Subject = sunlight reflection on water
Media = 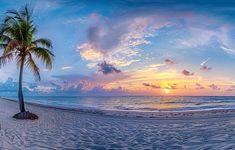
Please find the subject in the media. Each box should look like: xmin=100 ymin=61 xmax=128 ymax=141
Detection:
xmin=4 ymin=96 xmax=235 ymax=112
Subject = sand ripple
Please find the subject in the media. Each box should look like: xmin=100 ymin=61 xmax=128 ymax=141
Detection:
xmin=1 ymin=99 xmax=235 ymax=149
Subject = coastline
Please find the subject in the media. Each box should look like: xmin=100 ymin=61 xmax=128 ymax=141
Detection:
xmin=3 ymin=97 xmax=235 ymax=119
xmin=1 ymin=98 xmax=235 ymax=149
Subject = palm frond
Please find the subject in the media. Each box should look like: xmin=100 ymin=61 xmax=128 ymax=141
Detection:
xmin=0 ymin=43 xmax=7 ymax=49
xmin=33 ymin=38 xmax=52 ymax=49
xmin=0 ymin=34 xmax=12 ymax=42
xmin=5 ymin=39 xmax=19 ymax=54
xmin=5 ymin=9 xmax=25 ymax=25
xmin=20 ymin=4 xmax=33 ymax=21
xmin=0 ymin=52 xmax=13 ymax=67
xmin=30 ymin=47 xmax=54 ymax=70
xmin=25 ymin=53 xmax=40 ymax=80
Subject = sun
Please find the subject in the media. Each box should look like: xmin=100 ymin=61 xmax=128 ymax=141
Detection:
xmin=164 ymin=89 xmax=170 ymax=94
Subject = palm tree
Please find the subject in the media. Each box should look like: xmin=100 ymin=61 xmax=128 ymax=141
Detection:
xmin=0 ymin=5 xmax=54 ymax=119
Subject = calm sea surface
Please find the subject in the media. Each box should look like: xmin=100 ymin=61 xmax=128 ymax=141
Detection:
xmin=3 ymin=96 xmax=235 ymax=112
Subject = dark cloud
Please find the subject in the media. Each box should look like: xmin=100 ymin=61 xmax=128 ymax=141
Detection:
xmin=142 ymin=83 xmax=161 ymax=89
xmin=208 ymin=84 xmax=220 ymax=90
xmin=200 ymin=65 xmax=212 ymax=71
xmin=98 ymin=61 xmax=121 ymax=75
xmin=182 ymin=70 xmax=194 ymax=76
xmin=164 ymin=59 xmax=175 ymax=65
xmin=143 ymin=83 xmax=150 ymax=86
xmin=195 ymin=83 xmax=205 ymax=89
xmin=88 ymin=26 xmax=100 ymax=45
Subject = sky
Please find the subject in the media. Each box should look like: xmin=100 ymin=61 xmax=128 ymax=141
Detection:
xmin=1 ymin=0 xmax=235 ymax=96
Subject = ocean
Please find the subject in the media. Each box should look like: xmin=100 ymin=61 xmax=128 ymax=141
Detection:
xmin=3 ymin=96 xmax=235 ymax=112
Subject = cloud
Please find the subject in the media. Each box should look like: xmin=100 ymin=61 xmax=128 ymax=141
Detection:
xmin=34 ymin=0 xmax=62 ymax=13
xmin=220 ymin=46 xmax=235 ymax=55
xmin=177 ymin=27 xmax=218 ymax=48
xmin=175 ymin=20 xmax=235 ymax=57
xmin=226 ymin=85 xmax=235 ymax=92
xmin=226 ymin=88 xmax=234 ymax=92
xmin=47 ymin=73 xmax=131 ymax=95
xmin=182 ymin=70 xmax=194 ymax=76
xmin=200 ymin=58 xmax=210 ymax=66
xmin=34 ymin=0 xmax=86 ymax=15
xmin=51 ymin=74 xmax=95 ymax=91
xmin=89 ymin=12 xmax=100 ymax=21
xmin=98 ymin=61 xmax=121 ymax=75
xmin=64 ymin=17 xmax=87 ymax=24
xmin=170 ymin=84 xmax=178 ymax=89
xmin=0 ymin=78 xmax=56 ymax=94
xmin=165 ymin=83 xmax=178 ymax=90
xmin=200 ymin=65 xmax=212 ymax=71
xmin=200 ymin=58 xmax=212 ymax=71
xmin=208 ymin=84 xmax=220 ymax=90
xmin=77 ymin=43 xmax=104 ymax=61
xmin=88 ymin=86 xmax=128 ymax=96
xmin=195 ymin=83 xmax=205 ymax=89
xmin=0 ymin=62 xmax=17 ymax=83
xmin=32 ymin=85 xmax=56 ymax=93
xmin=1 ymin=72 xmax=128 ymax=96
xmin=41 ymin=69 xmax=49 ymax=72
xmin=164 ymin=59 xmax=175 ymax=65
xmin=51 ymin=72 xmax=130 ymax=91
xmin=87 ymin=63 xmax=97 ymax=69
xmin=61 ymin=66 xmax=73 ymax=70
xmin=142 ymin=83 xmax=161 ymax=89
xmin=77 ymin=14 xmax=170 ymax=68
xmin=87 ymin=26 xmax=101 ymax=47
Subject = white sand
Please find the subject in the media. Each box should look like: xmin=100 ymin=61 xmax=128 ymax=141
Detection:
xmin=1 ymin=98 xmax=235 ymax=149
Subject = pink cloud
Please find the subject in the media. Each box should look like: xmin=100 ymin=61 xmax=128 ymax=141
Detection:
xmin=52 ymin=72 xmax=130 ymax=92
xmin=200 ymin=58 xmax=212 ymax=71
xmin=164 ymin=59 xmax=175 ymax=65
xmin=182 ymin=70 xmax=194 ymax=76
xmin=226 ymin=86 xmax=235 ymax=92
xmin=200 ymin=65 xmax=212 ymax=71
xmin=208 ymin=84 xmax=220 ymax=90
xmin=195 ymin=83 xmax=205 ymax=89
xmin=89 ymin=12 xmax=100 ymax=20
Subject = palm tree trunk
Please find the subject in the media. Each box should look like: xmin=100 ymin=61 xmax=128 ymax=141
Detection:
xmin=18 ymin=57 xmax=25 ymax=112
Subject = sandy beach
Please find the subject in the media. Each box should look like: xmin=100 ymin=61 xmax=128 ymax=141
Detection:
xmin=1 ymin=98 xmax=235 ymax=149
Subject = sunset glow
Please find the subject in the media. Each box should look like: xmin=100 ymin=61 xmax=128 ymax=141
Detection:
xmin=1 ymin=1 xmax=235 ymax=149
xmin=164 ymin=89 xmax=170 ymax=94
xmin=0 ymin=0 xmax=234 ymax=97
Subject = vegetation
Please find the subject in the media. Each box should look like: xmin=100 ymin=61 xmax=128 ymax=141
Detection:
xmin=0 ymin=5 xmax=54 ymax=119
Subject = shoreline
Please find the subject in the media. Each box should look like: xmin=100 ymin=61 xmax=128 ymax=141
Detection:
xmin=3 ymin=97 xmax=235 ymax=119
